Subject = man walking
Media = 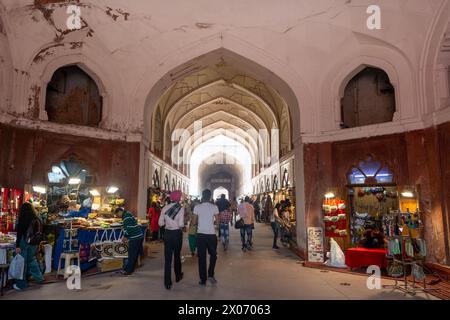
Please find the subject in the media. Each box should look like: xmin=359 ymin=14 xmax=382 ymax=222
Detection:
xmin=193 ymin=189 xmax=219 ymax=286
xmin=158 ymin=190 xmax=185 ymax=290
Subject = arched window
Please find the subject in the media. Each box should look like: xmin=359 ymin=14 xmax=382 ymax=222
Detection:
xmin=265 ymin=178 xmax=270 ymax=192
xmin=152 ymin=170 xmax=160 ymax=188
xmin=46 ymin=65 xmax=102 ymax=126
xmin=172 ymin=178 xmax=176 ymax=191
xmin=163 ymin=175 xmax=169 ymax=191
xmin=341 ymin=67 xmax=395 ymax=129
xmin=347 ymin=156 xmax=394 ymax=185
xmin=282 ymin=169 xmax=289 ymax=188
xmin=273 ymin=175 xmax=278 ymax=191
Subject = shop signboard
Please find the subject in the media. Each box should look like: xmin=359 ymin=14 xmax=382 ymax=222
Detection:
xmin=307 ymin=227 xmax=324 ymax=263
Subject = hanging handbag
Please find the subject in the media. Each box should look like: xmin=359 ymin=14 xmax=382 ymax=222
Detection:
xmin=113 ymin=229 xmax=129 ymax=259
xmin=101 ymin=229 xmax=115 ymax=260
xmin=412 ymin=263 xmax=425 ymax=281
xmin=89 ymin=229 xmax=102 ymax=262
xmin=388 ymin=262 xmax=403 ymax=278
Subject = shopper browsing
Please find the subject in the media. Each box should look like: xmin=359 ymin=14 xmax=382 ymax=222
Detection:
xmin=158 ymin=190 xmax=185 ymax=290
xmin=116 ymin=207 xmax=144 ymax=276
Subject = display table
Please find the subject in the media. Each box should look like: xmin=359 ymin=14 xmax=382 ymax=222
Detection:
xmin=345 ymin=247 xmax=388 ymax=270
xmin=53 ymin=226 xmax=146 ymax=272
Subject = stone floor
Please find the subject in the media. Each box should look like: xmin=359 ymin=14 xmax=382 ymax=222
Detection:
xmin=2 ymin=224 xmax=439 ymax=300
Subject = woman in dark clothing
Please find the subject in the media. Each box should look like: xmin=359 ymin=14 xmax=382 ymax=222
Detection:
xmin=253 ymin=198 xmax=261 ymax=223
xmin=14 ymin=202 xmax=44 ymax=290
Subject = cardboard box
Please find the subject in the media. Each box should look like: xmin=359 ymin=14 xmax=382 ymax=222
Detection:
xmin=97 ymin=258 xmax=124 ymax=272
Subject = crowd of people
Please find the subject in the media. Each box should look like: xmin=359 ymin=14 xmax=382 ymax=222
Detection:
xmin=145 ymin=190 xmax=294 ymax=289
xmin=9 ymin=190 xmax=293 ymax=292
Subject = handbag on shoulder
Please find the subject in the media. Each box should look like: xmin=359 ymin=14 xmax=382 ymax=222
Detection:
xmin=234 ymin=218 xmax=244 ymax=229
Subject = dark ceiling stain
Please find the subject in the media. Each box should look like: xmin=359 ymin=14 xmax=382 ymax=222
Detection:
xmin=105 ymin=7 xmax=130 ymax=21
xmin=27 ymin=85 xmax=41 ymax=118
xmin=195 ymin=22 xmax=213 ymax=29
xmin=30 ymin=1 xmax=93 ymax=42
xmin=32 ymin=43 xmax=64 ymax=64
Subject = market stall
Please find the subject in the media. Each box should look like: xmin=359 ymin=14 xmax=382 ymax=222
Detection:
xmin=319 ymin=156 xmax=422 ymax=272
xmin=51 ymin=217 xmax=147 ymax=272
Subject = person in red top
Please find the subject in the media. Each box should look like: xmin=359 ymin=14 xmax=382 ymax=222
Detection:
xmin=147 ymin=202 xmax=161 ymax=241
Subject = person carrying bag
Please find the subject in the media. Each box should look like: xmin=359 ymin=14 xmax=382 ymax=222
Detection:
xmin=13 ymin=202 xmax=44 ymax=291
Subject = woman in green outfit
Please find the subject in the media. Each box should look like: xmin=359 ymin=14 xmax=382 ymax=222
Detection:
xmin=188 ymin=200 xmax=199 ymax=256
xmin=14 ymin=202 xmax=44 ymax=290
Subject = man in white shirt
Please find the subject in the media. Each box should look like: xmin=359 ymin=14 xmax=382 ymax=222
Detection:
xmin=158 ymin=190 xmax=185 ymax=290
xmin=193 ymin=189 xmax=219 ymax=286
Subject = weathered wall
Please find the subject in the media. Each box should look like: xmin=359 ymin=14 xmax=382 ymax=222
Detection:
xmin=303 ymin=123 xmax=450 ymax=265
xmin=0 ymin=122 xmax=141 ymax=213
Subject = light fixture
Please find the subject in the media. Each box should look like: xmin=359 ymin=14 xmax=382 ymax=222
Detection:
xmin=32 ymin=186 xmax=46 ymax=194
xmin=89 ymin=189 xmax=100 ymax=197
xmin=106 ymin=186 xmax=119 ymax=194
xmin=324 ymin=192 xmax=335 ymax=199
xmin=401 ymin=191 xmax=414 ymax=198
xmin=68 ymin=178 xmax=81 ymax=185
xmin=52 ymin=166 xmax=62 ymax=174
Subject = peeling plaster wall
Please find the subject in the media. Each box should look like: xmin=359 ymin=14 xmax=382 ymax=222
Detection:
xmin=0 ymin=0 xmax=448 ymax=139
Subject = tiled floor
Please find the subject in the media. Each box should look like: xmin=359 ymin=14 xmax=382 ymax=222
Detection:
xmin=2 ymin=224 xmax=439 ymax=300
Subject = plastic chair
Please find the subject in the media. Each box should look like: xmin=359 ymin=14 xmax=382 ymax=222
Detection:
xmin=56 ymin=252 xmax=80 ymax=279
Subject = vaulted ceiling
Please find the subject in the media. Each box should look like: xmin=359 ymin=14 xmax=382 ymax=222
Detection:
xmin=151 ymin=59 xmax=292 ymax=178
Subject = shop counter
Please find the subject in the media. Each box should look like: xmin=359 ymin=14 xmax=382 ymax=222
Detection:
xmin=53 ymin=226 xmax=147 ymax=272
xmin=345 ymin=247 xmax=387 ymax=270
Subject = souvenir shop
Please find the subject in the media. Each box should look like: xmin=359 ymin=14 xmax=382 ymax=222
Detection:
xmin=320 ymin=156 xmax=427 ymax=283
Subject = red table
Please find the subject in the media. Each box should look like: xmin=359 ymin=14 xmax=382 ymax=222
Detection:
xmin=345 ymin=247 xmax=388 ymax=270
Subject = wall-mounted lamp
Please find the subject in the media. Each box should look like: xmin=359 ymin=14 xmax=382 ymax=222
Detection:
xmin=68 ymin=178 xmax=81 ymax=185
xmin=89 ymin=189 xmax=100 ymax=197
xmin=324 ymin=192 xmax=335 ymax=199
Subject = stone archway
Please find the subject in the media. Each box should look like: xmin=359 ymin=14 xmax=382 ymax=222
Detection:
xmin=139 ymin=44 xmax=308 ymax=253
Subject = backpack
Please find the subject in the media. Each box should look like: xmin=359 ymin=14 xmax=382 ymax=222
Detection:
xmin=26 ymin=218 xmax=43 ymax=246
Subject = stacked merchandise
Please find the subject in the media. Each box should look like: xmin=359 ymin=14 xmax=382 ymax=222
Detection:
xmin=384 ymin=209 xmax=427 ymax=283
xmin=323 ymin=198 xmax=347 ymax=237
xmin=0 ymin=188 xmax=22 ymax=233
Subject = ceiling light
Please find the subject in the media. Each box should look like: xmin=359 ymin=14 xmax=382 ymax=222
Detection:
xmin=106 ymin=186 xmax=119 ymax=194
xmin=32 ymin=186 xmax=46 ymax=194
xmin=325 ymin=192 xmax=335 ymax=199
xmin=401 ymin=191 xmax=414 ymax=198
xmin=68 ymin=178 xmax=81 ymax=185
xmin=89 ymin=189 xmax=100 ymax=197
